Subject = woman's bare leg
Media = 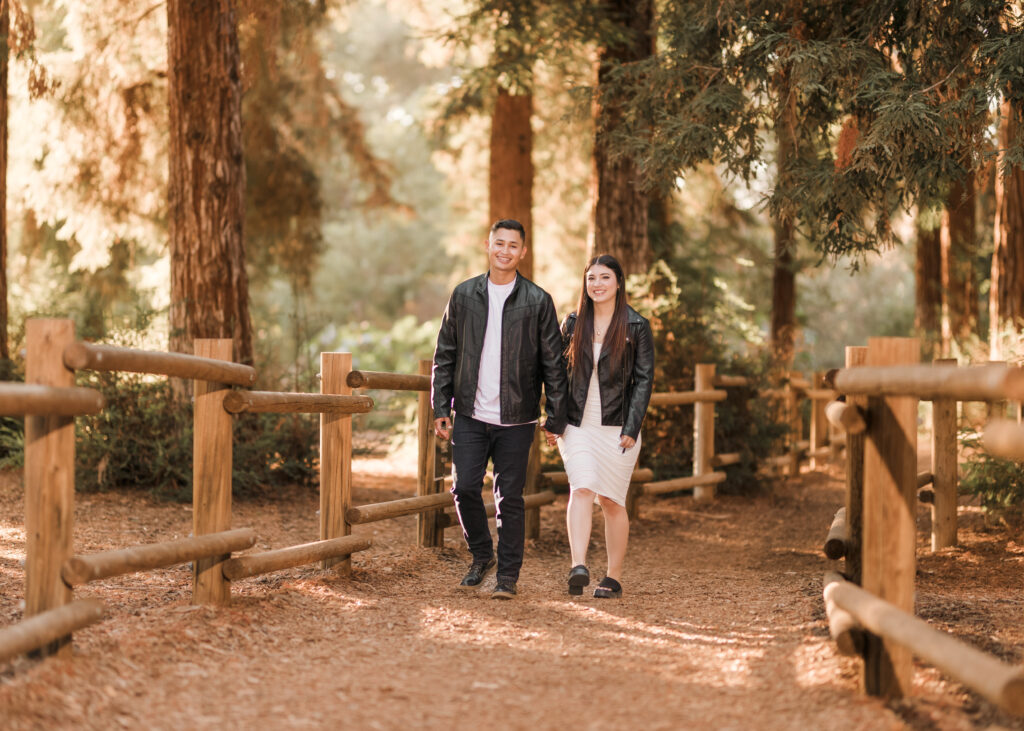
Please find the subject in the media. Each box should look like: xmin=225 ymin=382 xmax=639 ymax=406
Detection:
xmin=567 ymin=488 xmax=595 ymax=566
xmin=598 ymin=496 xmax=629 ymax=580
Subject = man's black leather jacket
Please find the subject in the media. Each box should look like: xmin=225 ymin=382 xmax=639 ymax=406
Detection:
xmin=432 ymin=272 xmax=568 ymax=433
xmin=561 ymin=307 xmax=655 ymax=440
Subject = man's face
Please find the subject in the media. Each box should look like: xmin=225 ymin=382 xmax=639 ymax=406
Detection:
xmin=486 ymin=228 xmax=526 ymax=276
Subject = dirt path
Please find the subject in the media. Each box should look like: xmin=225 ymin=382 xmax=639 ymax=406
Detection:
xmin=1 ymin=458 xmax=1022 ymax=730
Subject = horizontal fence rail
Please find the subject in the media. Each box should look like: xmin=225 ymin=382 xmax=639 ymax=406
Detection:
xmin=0 ymin=383 xmax=105 ymax=416
xmin=648 ymin=390 xmax=727 ymax=406
xmin=346 ymin=370 xmax=430 ymax=392
xmin=0 ymin=600 xmax=106 ymax=665
xmin=542 ymin=468 xmax=654 ymax=487
xmin=223 ymin=391 xmax=374 ymax=415
xmin=438 ymin=490 xmax=557 ymax=528
xmin=63 ymin=342 xmax=257 ymax=386
xmin=222 ymin=536 xmax=373 ymax=581
xmin=825 ymin=572 xmax=1024 ymax=715
xmin=61 ymin=528 xmax=258 ymax=587
xmin=828 ymin=363 xmax=1024 ymax=402
xmin=983 ymin=420 xmax=1024 ymax=461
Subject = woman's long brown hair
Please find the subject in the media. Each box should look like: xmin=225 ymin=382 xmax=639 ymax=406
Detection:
xmin=566 ymin=254 xmax=629 ymax=371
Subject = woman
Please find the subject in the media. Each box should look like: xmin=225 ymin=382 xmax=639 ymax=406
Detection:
xmin=547 ymin=254 xmax=654 ymax=598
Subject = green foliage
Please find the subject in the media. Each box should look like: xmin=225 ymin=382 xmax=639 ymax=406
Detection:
xmin=960 ymin=431 xmax=1024 ymax=525
xmin=628 ymin=263 xmax=788 ymax=494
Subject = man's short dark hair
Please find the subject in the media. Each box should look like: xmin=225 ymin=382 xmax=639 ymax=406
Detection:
xmin=490 ymin=219 xmax=526 ymax=241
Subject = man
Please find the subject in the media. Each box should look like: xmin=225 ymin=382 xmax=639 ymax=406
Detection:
xmin=432 ymin=219 xmax=567 ymax=599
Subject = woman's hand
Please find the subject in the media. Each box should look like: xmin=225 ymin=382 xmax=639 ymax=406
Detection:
xmin=619 ymin=435 xmax=636 ymax=451
xmin=543 ymin=428 xmax=559 ymax=447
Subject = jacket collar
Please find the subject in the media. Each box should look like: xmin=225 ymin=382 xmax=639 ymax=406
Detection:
xmin=568 ymin=305 xmax=644 ymax=326
xmin=473 ymin=271 xmax=523 ymax=297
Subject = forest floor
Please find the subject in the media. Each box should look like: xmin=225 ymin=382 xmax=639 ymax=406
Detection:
xmin=1 ymin=446 xmax=1023 ymax=730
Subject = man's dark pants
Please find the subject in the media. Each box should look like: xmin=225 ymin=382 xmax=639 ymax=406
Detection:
xmin=450 ymin=413 xmax=535 ymax=582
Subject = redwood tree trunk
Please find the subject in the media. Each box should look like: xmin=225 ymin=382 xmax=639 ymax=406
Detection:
xmin=590 ymin=0 xmax=654 ymax=276
xmin=990 ymin=101 xmax=1024 ymax=360
xmin=914 ymin=216 xmax=942 ymax=356
xmin=167 ymin=0 xmax=253 ymax=364
xmin=770 ymin=65 xmax=798 ymax=367
xmin=0 ymin=1 xmax=8 ymax=362
xmin=940 ymin=172 xmax=977 ymax=354
xmin=489 ymin=88 xmax=534 ymax=278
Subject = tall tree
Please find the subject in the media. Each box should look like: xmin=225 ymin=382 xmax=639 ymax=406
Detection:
xmin=590 ymin=0 xmax=654 ymax=275
xmin=488 ymin=6 xmax=534 ymax=277
xmin=940 ymin=174 xmax=978 ymax=353
xmin=914 ymin=214 xmax=942 ymax=356
xmin=991 ymin=101 xmax=1024 ymax=359
xmin=0 ymin=0 xmax=9 ymax=362
xmin=167 ymin=0 xmax=253 ymax=363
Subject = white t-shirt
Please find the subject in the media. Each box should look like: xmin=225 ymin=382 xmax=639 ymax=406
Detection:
xmin=473 ymin=277 xmax=516 ymax=425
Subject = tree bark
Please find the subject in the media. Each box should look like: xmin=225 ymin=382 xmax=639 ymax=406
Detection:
xmin=167 ymin=0 xmax=253 ymax=364
xmin=914 ymin=215 xmax=942 ymax=357
xmin=770 ymin=64 xmax=798 ymax=367
xmin=0 ymin=1 xmax=8 ymax=362
xmin=590 ymin=0 xmax=654 ymax=276
xmin=990 ymin=101 xmax=1024 ymax=360
xmin=489 ymin=88 xmax=534 ymax=279
xmin=940 ymin=172 xmax=977 ymax=355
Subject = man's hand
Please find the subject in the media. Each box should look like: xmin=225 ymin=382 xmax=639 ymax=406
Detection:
xmin=435 ymin=417 xmax=452 ymax=441
xmin=543 ymin=428 xmax=559 ymax=447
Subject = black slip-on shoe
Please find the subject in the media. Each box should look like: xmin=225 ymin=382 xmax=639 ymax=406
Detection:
xmin=491 ymin=579 xmax=517 ymax=599
xmin=594 ymin=576 xmax=622 ymax=599
xmin=460 ymin=557 xmax=496 ymax=587
xmin=568 ymin=564 xmax=590 ymax=596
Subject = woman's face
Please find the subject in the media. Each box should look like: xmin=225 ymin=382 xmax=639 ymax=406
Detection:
xmin=586 ymin=264 xmax=618 ymax=306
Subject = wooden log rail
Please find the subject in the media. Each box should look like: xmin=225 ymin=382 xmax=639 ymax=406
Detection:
xmin=542 ymin=468 xmax=653 ymax=487
xmin=823 ymin=508 xmax=848 ymax=560
xmin=827 ymin=362 xmax=1024 ymax=402
xmin=0 ymin=383 xmax=105 ymax=416
xmin=825 ymin=572 xmax=1024 ymax=714
xmin=223 ymin=391 xmax=373 ymax=415
xmin=348 ymin=490 xmax=558 ymax=525
xmin=983 ymin=420 xmax=1024 ymax=461
xmin=346 ymin=370 xmax=429 ymax=392
xmin=0 ymin=600 xmax=106 ymax=666
xmin=61 ymin=528 xmax=257 ymax=587
xmin=643 ymin=471 xmax=727 ymax=496
xmin=222 ymin=536 xmax=372 ymax=580
xmin=648 ymin=389 xmax=727 ymax=406
xmin=63 ymin=341 xmax=257 ymax=386
xmin=438 ymin=491 xmax=558 ymax=528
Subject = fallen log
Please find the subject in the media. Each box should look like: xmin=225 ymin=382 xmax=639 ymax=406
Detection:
xmin=827 ymin=573 xmax=1024 ymax=714
xmin=62 ymin=528 xmax=258 ymax=586
xmin=222 ymin=536 xmax=372 ymax=580
xmin=0 ymin=600 xmax=105 ymax=665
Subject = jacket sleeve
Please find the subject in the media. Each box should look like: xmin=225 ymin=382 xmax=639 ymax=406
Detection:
xmin=538 ymin=295 xmax=569 ymax=434
xmin=622 ymin=318 xmax=655 ymax=440
xmin=431 ymin=293 xmax=457 ymax=419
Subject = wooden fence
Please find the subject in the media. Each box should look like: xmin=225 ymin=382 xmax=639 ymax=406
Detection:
xmin=0 ymin=319 xmax=373 ymax=665
xmin=819 ymin=337 xmax=1024 ymax=714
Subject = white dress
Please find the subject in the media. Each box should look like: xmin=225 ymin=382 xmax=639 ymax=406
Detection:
xmin=557 ymin=342 xmax=641 ymax=506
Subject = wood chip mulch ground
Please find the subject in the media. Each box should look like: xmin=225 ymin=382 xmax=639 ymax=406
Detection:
xmin=1 ymin=454 xmax=1022 ymax=730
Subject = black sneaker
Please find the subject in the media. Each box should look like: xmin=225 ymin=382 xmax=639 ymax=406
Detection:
xmin=460 ymin=557 xmax=495 ymax=587
xmin=491 ymin=579 xmax=517 ymax=599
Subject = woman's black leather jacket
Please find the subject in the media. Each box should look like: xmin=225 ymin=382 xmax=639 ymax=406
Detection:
xmin=561 ymin=306 xmax=655 ymax=440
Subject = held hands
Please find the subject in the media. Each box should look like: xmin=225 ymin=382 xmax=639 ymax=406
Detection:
xmin=543 ymin=428 xmax=559 ymax=447
xmin=434 ymin=417 xmax=451 ymax=441
xmin=619 ymin=435 xmax=636 ymax=451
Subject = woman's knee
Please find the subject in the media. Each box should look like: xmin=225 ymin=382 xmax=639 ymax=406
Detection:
xmin=570 ymin=487 xmax=595 ymax=502
xmin=599 ymin=496 xmax=625 ymax=514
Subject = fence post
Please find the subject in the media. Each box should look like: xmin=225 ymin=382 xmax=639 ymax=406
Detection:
xmin=693 ymin=363 xmax=716 ymax=501
xmin=192 ymin=339 xmax=235 ymax=604
xmin=844 ymin=346 xmax=867 ymax=587
xmin=24 ymin=319 xmax=76 ymax=657
xmin=417 ymin=358 xmax=444 ymax=548
xmin=810 ymin=371 xmax=829 ymax=470
xmin=931 ymin=358 xmax=958 ymax=551
xmin=788 ymin=371 xmax=803 ymax=477
xmin=321 ymin=352 xmax=353 ymax=571
xmin=862 ymin=337 xmax=919 ymax=700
